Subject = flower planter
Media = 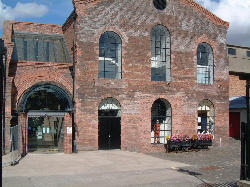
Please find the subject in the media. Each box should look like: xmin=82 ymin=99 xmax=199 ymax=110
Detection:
xmin=166 ymin=140 xmax=192 ymax=152
xmin=181 ymin=140 xmax=191 ymax=150
xmin=165 ymin=134 xmax=213 ymax=152
xmin=199 ymin=139 xmax=212 ymax=147
xmin=191 ymin=139 xmax=212 ymax=149
xmin=166 ymin=141 xmax=182 ymax=151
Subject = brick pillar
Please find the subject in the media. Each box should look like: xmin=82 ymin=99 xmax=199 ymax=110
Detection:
xmin=64 ymin=113 xmax=72 ymax=154
xmin=4 ymin=76 xmax=13 ymax=154
xmin=18 ymin=112 xmax=28 ymax=156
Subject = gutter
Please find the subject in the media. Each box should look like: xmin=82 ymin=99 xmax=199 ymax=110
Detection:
xmin=72 ymin=10 xmax=78 ymax=153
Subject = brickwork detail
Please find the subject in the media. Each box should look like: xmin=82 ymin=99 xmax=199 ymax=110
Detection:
xmin=229 ymin=74 xmax=246 ymax=97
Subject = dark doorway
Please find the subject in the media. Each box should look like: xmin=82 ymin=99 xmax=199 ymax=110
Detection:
xmin=229 ymin=112 xmax=241 ymax=139
xmin=98 ymin=116 xmax=121 ymax=150
xmin=28 ymin=116 xmax=64 ymax=152
xmin=198 ymin=112 xmax=207 ymax=133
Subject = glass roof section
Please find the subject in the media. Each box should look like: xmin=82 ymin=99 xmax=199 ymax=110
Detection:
xmin=11 ymin=32 xmax=72 ymax=63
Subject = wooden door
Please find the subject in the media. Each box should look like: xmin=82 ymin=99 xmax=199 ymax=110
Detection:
xmin=229 ymin=112 xmax=241 ymax=139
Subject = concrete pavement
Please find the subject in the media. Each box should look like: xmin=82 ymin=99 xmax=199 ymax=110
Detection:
xmin=3 ymin=150 xmax=203 ymax=187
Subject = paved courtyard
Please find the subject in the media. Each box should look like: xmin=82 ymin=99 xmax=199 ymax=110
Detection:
xmin=3 ymin=150 xmax=203 ymax=187
xmin=148 ymin=138 xmax=241 ymax=186
xmin=3 ymin=138 xmax=240 ymax=187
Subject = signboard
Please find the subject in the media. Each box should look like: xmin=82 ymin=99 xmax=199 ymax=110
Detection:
xmin=37 ymin=132 xmax=42 ymax=139
xmin=67 ymin=127 xmax=72 ymax=134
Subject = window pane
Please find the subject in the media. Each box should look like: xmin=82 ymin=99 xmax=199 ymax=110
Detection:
xmin=197 ymin=43 xmax=213 ymax=84
xmin=228 ymin=48 xmax=236 ymax=55
xmin=151 ymin=99 xmax=172 ymax=144
xmin=151 ymin=25 xmax=171 ymax=82
xmin=247 ymin=51 xmax=250 ymax=57
xmin=99 ymin=32 xmax=122 ymax=79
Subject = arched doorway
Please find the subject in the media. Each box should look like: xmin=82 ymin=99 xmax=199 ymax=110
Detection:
xmin=98 ymin=98 xmax=121 ymax=150
xmin=197 ymin=100 xmax=214 ymax=134
xmin=151 ymin=99 xmax=172 ymax=144
xmin=19 ymin=83 xmax=72 ymax=152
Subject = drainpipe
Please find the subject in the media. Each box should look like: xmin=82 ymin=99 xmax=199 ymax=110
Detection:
xmin=1 ymin=42 xmax=7 ymax=154
xmin=72 ymin=10 xmax=78 ymax=153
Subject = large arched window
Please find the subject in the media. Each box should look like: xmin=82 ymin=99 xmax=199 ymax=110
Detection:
xmin=18 ymin=83 xmax=73 ymax=112
xmin=151 ymin=99 xmax=172 ymax=144
xmin=198 ymin=100 xmax=215 ymax=135
xmin=197 ymin=43 xmax=214 ymax=84
xmin=151 ymin=25 xmax=171 ymax=82
xmin=99 ymin=32 xmax=122 ymax=79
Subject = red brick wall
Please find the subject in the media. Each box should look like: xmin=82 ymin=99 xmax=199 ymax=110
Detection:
xmin=3 ymin=21 xmax=74 ymax=154
xmin=63 ymin=15 xmax=75 ymax=59
xmin=3 ymin=0 xmax=230 ymax=153
xmin=69 ymin=0 xmax=229 ymax=152
xmin=64 ymin=113 xmax=73 ymax=154
xmin=229 ymin=74 xmax=246 ymax=97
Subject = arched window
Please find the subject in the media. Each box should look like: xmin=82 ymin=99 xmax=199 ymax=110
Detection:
xmin=99 ymin=32 xmax=122 ymax=79
xmin=19 ymin=83 xmax=73 ymax=112
xmin=197 ymin=43 xmax=214 ymax=84
xmin=198 ymin=100 xmax=215 ymax=135
xmin=151 ymin=25 xmax=171 ymax=82
xmin=151 ymin=99 xmax=172 ymax=144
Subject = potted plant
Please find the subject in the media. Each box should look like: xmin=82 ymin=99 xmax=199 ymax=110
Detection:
xmin=192 ymin=133 xmax=213 ymax=149
xmin=166 ymin=134 xmax=191 ymax=152
xmin=166 ymin=135 xmax=182 ymax=151
xmin=180 ymin=135 xmax=191 ymax=150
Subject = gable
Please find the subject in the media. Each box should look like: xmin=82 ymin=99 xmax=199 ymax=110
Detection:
xmin=72 ymin=0 xmax=229 ymax=28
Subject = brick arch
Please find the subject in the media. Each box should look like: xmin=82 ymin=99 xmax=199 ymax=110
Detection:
xmin=14 ymin=71 xmax=72 ymax=110
xmin=16 ymin=81 xmax=73 ymax=112
xmin=97 ymin=95 xmax=122 ymax=111
xmin=96 ymin=27 xmax=127 ymax=45
xmin=194 ymin=35 xmax=216 ymax=58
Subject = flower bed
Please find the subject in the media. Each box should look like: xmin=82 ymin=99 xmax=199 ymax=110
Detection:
xmin=165 ymin=133 xmax=213 ymax=152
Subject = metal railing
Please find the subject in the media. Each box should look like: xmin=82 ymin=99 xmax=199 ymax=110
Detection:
xmin=241 ymin=122 xmax=250 ymax=180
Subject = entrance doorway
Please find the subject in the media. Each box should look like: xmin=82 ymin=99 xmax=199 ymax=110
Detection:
xmin=229 ymin=112 xmax=240 ymax=139
xmin=28 ymin=116 xmax=64 ymax=152
xmin=18 ymin=83 xmax=73 ymax=154
xmin=98 ymin=98 xmax=121 ymax=150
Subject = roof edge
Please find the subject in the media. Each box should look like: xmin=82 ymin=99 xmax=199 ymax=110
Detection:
xmin=227 ymin=44 xmax=250 ymax=50
xmin=180 ymin=0 xmax=229 ymax=28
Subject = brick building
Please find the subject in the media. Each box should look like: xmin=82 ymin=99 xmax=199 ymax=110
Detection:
xmin=2 ymin=0 xmax=229 ymax=154
xmin=228 ymin=44 xmax=250 ymax=139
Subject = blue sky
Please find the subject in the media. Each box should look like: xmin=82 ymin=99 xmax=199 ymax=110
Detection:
xmin=0 ymin=0 xmax=73 ymax=35
xmin=0 ymin=0 xmax=250 ymax=47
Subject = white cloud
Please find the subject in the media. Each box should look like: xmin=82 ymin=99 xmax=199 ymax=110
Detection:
xmin=196 ymin=0 xmax=250 ymax=47
xmin=0 ymin=0 xmax=48 ymax=29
